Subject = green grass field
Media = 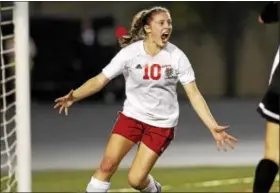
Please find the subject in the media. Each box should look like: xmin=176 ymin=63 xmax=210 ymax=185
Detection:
xmin=31 ymin=166 xmax=279 ymax=192
xmin=2 ymin=166 xmax=279 ymax=192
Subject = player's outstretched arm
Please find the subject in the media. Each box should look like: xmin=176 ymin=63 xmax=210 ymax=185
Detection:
xmin=183 ymin=81 xmax=220 ymax=131
xmin=54 ymin=72 xmax=109 ymax=115
xmin=72 ymin=72 xmax=109 ymax=102
xmin=183 ymin=81 xmax=237 ymax=151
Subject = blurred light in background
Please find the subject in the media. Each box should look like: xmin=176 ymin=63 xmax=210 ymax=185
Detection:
xmin=115 ymin=26 xmax=127 ymax=38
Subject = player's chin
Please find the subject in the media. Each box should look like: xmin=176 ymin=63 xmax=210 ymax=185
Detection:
xmin=159 ymin=39 xmax=169 ymax=48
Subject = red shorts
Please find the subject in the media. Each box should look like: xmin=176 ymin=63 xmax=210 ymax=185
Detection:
xmin=111 ymin=112 xmax=175 ymax=156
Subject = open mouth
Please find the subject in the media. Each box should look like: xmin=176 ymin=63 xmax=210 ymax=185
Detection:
xmin=161 ymin=32 xmax=170 ymax=42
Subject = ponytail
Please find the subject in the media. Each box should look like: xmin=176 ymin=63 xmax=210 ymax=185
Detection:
xmin=118 ymin=10 xmax=147 ymax=48
xmin=118 ymin=6 xmax=170 ymax=48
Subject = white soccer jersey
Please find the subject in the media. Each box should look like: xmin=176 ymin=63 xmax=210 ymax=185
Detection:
xmin=102 ymin=40 xmax=195 ymax=128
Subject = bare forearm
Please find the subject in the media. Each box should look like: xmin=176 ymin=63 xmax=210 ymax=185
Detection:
xmin=73 ymin=74 xmax=107 ymax=102
xmin=189 ymin=92 xmax=218 ymax=132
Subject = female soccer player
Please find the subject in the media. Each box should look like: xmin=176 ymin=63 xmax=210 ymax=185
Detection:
xmin=54 ymin=6 xmax=237 ymax=193
xmin=253 ymin=2 xmax=279 ymax=193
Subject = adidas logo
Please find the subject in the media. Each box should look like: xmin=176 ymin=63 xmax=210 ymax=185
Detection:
xmin=136 ymin=64 xmax=142 ymax=69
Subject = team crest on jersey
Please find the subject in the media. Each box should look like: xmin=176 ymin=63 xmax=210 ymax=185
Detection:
xmin=164 ymin=65 xmax=177 ymax=79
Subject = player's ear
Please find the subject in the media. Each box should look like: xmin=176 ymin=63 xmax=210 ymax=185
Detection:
xmin=144 ymin=24 xmax=151 ymax=34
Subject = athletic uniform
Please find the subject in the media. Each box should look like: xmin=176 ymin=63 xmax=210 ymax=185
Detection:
xmin=257 ymin=46 xmax=280 ymax=124
xmin=256 ymin=2 xmax=280 ymax=124
xmin=102 ymin=40 xmax=195 ymax=155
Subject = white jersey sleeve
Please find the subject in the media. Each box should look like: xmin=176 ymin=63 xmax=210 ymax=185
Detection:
xmin=102 ymin=49 xmax=127 ymax=80
xmin=177 ymin=52 xmax=195 ymax=85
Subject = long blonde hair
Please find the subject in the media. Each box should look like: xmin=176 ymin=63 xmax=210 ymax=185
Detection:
xmin=118 ymin=6 xmax=170 ymax=48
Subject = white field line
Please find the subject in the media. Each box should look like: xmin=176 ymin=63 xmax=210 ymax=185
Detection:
xmin=109 ymin=175 xmax=279 ymax=192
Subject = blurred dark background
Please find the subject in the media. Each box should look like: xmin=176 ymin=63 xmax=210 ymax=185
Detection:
xmin=2 ymin=1 xmax=279 ymax=103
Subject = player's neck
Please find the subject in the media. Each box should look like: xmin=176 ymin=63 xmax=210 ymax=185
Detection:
xmin=143 ymin=39 xmax=162 ymax=57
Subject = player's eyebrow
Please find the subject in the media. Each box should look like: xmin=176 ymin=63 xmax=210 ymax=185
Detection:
xmin=157 ymin=19 xmax=172 ymax=23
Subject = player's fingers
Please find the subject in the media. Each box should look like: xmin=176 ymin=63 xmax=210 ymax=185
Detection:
xmin=55 ymin=97 xmax=65 ymax=103
xmin=65 ymin=107 xmax=68 ymax=116
xmin=59 ymin=105 xmax=64 ymax=114
xmin=215 ymin=125 xmax=229 ymax=133
xmin=228 ymin=135 xmax=238 ymax=143
xmin=221 ymin=125 xmax=230 ymax=129
xmin=68 ymin=90 xmax=74 ymax=96
xmin=220 ymin=140 xmax=227 ymax=152
xmin=216 ymin=141 xmax=221 ymax=151
xmin=53 ymin=102 xmax=61 ymax=109
xmin=225 ymin=138 xmax=235 ymax=149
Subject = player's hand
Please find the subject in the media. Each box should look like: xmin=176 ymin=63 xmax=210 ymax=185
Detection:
xmin=258 ymin=16 xmax=264 ymax=23
xmin=211 ymin=125 xmax=238 ymax=152
xmin=54 ymin=90 xmax=75 ymax=116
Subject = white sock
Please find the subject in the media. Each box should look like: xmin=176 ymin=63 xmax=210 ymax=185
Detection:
xmin=141 ymin=175 xmax=158 ymax=193
xmin=86 ymin=177 xmax=110 ymax=192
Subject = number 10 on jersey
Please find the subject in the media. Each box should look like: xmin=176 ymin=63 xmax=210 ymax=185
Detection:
xmin=143 ymin=64 xmax=161 ymax=80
